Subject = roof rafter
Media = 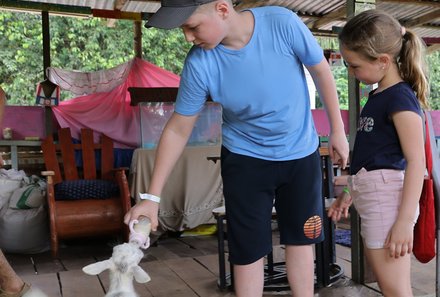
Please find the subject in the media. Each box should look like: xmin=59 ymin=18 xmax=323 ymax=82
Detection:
xmin=427 ymin=43 xmax=440 ymax=54
xmin=402 ymin=9 xmax=440 ymax=28
xmin=378 ymin=0 xmax=440 ymax=8
xmin=311 ymin=5 xmax=346 ymax=29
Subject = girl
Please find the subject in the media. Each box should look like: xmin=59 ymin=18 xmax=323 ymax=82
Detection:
xmin=328 ymin=9 xmax=429 ymax=297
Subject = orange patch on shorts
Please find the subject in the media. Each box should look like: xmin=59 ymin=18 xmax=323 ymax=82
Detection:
xmin=303 ymin=215 xmax=322 ymax=239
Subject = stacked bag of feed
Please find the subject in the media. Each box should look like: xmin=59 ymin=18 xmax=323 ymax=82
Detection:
xmin=0 ymin=169 xmax=49 ymax=253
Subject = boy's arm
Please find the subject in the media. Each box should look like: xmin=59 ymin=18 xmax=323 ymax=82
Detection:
xmin=148 ymin=112 xmax=198 ymax=196
xmin=306 ymin=58 xmax=349 ymax=169
xmin=124 ymin=112 xmax=198 ymax=231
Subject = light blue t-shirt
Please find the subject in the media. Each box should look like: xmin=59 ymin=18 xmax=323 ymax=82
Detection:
xmin=176 ymin=6 xmax=324 ymax=161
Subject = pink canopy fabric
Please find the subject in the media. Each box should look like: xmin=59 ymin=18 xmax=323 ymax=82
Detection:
xmin=52 ymin=58 xmax=180 ymax=148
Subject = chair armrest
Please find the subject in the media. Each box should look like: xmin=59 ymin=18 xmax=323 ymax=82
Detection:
xmin=112 ymin=167 xmax=129 ymax=172
xmin=41 ymin=171 xmax=55 ymax=176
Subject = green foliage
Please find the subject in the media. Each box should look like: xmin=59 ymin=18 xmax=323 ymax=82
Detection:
xmin=0 ymin=12 xmax=43 ymax=105
xmin=143 ymin=28 xmax=192 ymax=74
xmin=428 ymin=51 xmax=440 ymax=110
xmin=0 ymin=11 xmax=439 ymax=111
xmin=0 ymin=11 xmax=190 ymax=105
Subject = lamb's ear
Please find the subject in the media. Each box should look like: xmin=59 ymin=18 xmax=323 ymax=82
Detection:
xmin=132 ymin=266 xmax=151 ymax=283
xmin=82 ymin=259 xmax=112 ymax=275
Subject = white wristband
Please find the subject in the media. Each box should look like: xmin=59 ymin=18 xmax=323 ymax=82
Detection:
xmin=139 ymin=193 xmax=161 ymax=203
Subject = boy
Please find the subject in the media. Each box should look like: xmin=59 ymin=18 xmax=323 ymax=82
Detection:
xmin=124 ymin=1 xmax=348 ymax=296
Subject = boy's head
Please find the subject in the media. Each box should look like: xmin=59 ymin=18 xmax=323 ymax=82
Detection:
xmin=146 ymin=0 xmax=217 ymax=29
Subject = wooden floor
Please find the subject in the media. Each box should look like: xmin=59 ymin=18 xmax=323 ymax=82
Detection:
xmin=4 ymin=228 xmax=437 ymax=297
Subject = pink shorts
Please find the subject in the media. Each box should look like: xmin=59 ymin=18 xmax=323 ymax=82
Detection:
xmin=348 ymin=168 xmax=419 ymax=249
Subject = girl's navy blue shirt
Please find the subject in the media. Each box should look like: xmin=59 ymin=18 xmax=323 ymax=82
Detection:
xmin=350 ymin=82 xmax=421 ymax=175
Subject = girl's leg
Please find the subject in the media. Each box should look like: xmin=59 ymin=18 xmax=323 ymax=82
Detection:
xmin=364 ymin=247 xmax=413 ymax=297
xmin=233 ymin=257 xmax=264 ymax=297
xmin=285 ymin=244 xmax=314 ymax=297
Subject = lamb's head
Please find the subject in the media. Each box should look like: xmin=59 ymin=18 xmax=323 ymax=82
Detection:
xmin=111 ymin=243 xmax=145 ymax=274
xmin=82 ymin=243 xmax=150 ymax=284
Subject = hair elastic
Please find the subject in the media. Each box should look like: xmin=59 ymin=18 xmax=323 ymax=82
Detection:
xmin=401 ymin=26 xmax=406 ymax=37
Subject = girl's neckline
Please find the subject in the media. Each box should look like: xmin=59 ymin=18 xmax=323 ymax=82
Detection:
xmin=372 ymin=81 xmax=405 ymax=96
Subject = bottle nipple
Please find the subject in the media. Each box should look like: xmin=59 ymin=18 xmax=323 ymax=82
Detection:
xmin=129 ymin=216 xmax=151 ymax=249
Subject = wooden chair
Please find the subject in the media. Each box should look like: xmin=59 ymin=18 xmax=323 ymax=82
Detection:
xmin=41 ymin=127 xmax=131 ymax=258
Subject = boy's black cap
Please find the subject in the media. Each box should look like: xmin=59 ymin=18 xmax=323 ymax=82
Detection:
xmin=146 ymin=0 xmax=216 ymax=29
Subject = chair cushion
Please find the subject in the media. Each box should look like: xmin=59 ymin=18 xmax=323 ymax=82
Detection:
xmin=54 ymin=179 xmax=120 ymax=200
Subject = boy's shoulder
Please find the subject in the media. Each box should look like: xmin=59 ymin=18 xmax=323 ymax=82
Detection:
xmin=249 ymin=6 xmax=300 ymax=25
xmin=249 ymin=5 xmax=292 ymax=16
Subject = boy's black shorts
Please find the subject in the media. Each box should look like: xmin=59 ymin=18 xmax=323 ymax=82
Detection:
xmin=221 ymin=146 xmax=324 ymax=265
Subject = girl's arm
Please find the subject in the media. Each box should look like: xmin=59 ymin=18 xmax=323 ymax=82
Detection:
xmin=387 ymin=110 xmax=425 ymax=258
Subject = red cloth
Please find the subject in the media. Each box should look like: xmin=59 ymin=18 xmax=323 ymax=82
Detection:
xmin=52 ymin=58 xmax=180 ymax=148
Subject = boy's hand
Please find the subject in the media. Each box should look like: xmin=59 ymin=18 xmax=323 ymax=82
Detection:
xmin=124 ymin=199 xmax=160 ymax=232
xmin=328 ymin=131 xmax=349 ymax=169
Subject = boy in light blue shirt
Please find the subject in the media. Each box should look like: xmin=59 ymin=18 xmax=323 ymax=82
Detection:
xmin=125 ymin=1 xmax=348 ymax=296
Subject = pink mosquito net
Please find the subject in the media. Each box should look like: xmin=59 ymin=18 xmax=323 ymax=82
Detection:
xmin=50 ymin=58 xmax=180 ymax=148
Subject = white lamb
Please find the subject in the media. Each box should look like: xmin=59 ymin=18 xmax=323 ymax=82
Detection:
xmin=82 ymin=242 xmax=150 ymax=297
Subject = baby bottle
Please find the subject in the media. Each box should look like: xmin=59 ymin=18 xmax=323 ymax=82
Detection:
xmin=129 ymin=216 xmax=151 ymax=249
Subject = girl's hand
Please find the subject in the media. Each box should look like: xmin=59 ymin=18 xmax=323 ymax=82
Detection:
xmin=327 ymin=192 xmax=352 ymax=222
xmin=334 ymin=175 xmax=348 ymax=186
xmin=384 ymin=219 xmax=414 ymax=258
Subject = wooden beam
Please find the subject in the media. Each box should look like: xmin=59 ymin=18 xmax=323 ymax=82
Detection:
xmin=427 ymin=43 xmax=440 ymax=54
xmin=378 ymin=0 xmax=440 ymax=8
xmin=0 ymin=0 xmax=91 ymax=15
xmin=91 ymin=9 xmax=146 ymax=20
xmin=402 ymin=9 xmax=440 ymax=28
xmin=309 ymin=29 xmax=338 ymax=37
xmin=114 ymin=0 xmax=128 ymax=10
xmin=312 ymin=5 xmax=347 ymax=29
xmin=424 ymin=37 xmax=440 ymax=45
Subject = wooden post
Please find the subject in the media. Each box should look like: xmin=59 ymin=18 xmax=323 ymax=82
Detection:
xmin=42 ymin=10 xmax=53 ymax=138
xmin=347 ymin=0 xmax=376 ymax=285
xmin=134 ymin=21 xmax=142 ymax=59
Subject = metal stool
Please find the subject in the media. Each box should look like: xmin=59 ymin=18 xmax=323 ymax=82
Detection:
xmin=212 ymin=206 xmax=289 ymax=291
xmin=212 ymin=204 xmax=344 ymax=292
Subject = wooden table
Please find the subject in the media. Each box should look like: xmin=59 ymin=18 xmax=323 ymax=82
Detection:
xmin=129 ymin=145 xmax=223 ymax=231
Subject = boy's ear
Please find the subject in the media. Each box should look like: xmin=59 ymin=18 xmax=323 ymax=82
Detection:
xmin=215 ymin=0 xmax=231 ymax=18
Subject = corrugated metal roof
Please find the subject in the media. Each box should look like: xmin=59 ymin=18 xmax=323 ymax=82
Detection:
xmin=17 ymin=0 xmax=159 ymax=12
xmin=236 ymin=0 xmax=440 ymax=40
xmin=2 ymin=0 xmax=439 ymax=45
